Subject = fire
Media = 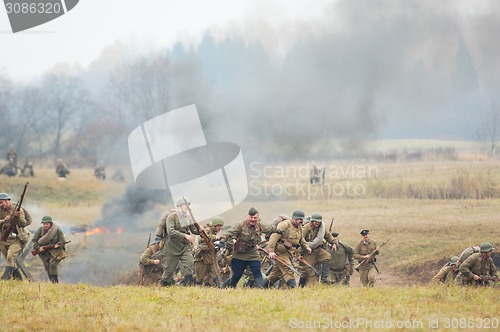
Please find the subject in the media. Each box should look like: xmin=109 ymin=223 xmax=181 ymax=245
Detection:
xmin=85 ymin=226 xmax=111 ymax=236
xmin=116 ymin=227 xmax=123 ymax=235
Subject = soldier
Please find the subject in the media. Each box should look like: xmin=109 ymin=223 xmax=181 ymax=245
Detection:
xmin=353 ymin=229 xmax=379 ymax=287
xmin=194 ymin=216 xmax=224 ymax=286
xmin=139 ymin=239 xmax=163 ymax=286
xmin=0 ymin=193 xmax=29 ymax=280
xmin=94 ymin=161 xmax=106 ymax=180
xmin=111 ymin=168 xmax=125 ymax=182
xmin=327 ymin=232 xmax=354 ymax=286
xmin=6 ymin=144 xmax=17 ymax=167
xmin=432 ymin=256 xmax=459 ymax=284
xmin=21 ymin=158 xmax=35 ymax=177
xmin=459 ymin=242 xmax=498 ymax=286
xmin=31 ymin=216 xmax=67 ymax=283
xmin=299 ymin=212 xmax=335 ymax=286
xmin=219 ymin=207 xmax=277 ymax=288
xmin=160 ymin=196 xmax=200 ymax=287
xmin=55 ymin=159 xmax=70 ymax=178
xmin=266 ymin=210 xmax=311 ymax=288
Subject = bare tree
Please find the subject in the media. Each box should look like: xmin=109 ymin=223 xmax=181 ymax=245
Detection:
xmin=0 ymin=69 xmax=13 ymax=149
xmin=42 ymin=72 xmax=92 ymax=158
xmin=478 ymin=104 xmax=499 ymax=158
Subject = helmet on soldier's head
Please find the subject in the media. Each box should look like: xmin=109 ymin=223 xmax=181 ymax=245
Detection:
xmin=211 ymin=216 xmax=224 ymax=226
xmin=0 ymin=193 xmax=11 ymax=201
xmin=449 ymin=256 xmax=459 ymax=265
xmin=176 ymin=196 xmax=190 ymax=207
xmin=291 ymin=210 xmax=305 ymax=220
xmin=480 ymin=242 xmax=494 ymax=253
xmin=41 ymin=215 xmax=53 ymax=223
xmin=310 ymin=212 xmax=322 ymax=222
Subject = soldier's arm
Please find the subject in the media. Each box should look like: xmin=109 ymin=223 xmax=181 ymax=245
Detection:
xmin=220 ymin=222 xmax=241 ymax=244
xmin=165 ymin=214 xmax=185 ymax=240
xmin=431 ymin=266 xmax=448 ymax=284
xmin=260 ymin=222 xmax=277 ymax=235
xmin=13 ymin=207 xmax=27 ymax=227
xmin=56 ymin=229 xmax=66 ymax=249
xmin=140 ymin=247 xmax=155 ymax=265
xmin=458 ymin=255 xmax=475 ymax=279
xmin=267 ymin=221 xmax=288 ymax=252
xmin=324 ymin=229 xmax=335 ymax=245
xmin=353 ymin=241 xmax=365 ymax=261
xmin=31 ymin=228 xmax=42 ymax=250
xmin=489 ymin=260 xmax=498 ymax=277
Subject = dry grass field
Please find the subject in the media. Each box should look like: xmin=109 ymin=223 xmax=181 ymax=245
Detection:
xmin=1 ymin=156 xmax=499 ymax=331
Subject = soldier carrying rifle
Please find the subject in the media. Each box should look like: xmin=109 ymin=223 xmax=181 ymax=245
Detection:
xmin=353 ymin=230 xmax=380 ymax=287
xmin=459 ymin=242 xmax=499 ymax=286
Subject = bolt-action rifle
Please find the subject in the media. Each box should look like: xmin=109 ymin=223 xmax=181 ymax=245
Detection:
xmin=31 ymin=240 xmax=71 ymax=256
xmin=297 ymin=256 xmax=320 ymax=276
xmin=1 ymin=182 xmax=28 ymax=241
xmin=354 ymin=237 xmax=391 ymax=272
xmin=257 ymin=246 xmax=303 ymax=278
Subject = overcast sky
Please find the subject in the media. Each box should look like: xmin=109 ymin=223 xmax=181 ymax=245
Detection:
xmin=0 ymin=0 xmax=331 ymax=81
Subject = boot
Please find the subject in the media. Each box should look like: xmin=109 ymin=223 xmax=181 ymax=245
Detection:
xmin=298 ymin=276 xmax=308 ymax=287
xmin=49 ymin=275 xmax=59 ymax=283
xmin=286 ymin=279 xmax=297 ymax=289
xmin=160 ymin=278 xmax=172 ymax=287
xmin=2 ymin=266 xmax=15 ymax=280
xmin=320 ymin=262 xmax=333 ymax=284
xmin=12 ymin=268 xmax=23 ymax=281
xmin=182 ymin=275 xmax=193 ymax=286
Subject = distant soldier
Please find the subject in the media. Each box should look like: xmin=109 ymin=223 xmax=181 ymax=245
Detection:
xmin=299 ymin=212 xmax=335 ymax=286
xmin=31 ymin=216 xmax=67 ymax=283
xmin=111 ymin=168 xmax=125 ymax=182
xmin=266 ymin=210 xmax=311 ymax=288
xmin=459 ymin=242 xmax=498 ymax=286
xmin=0 ymin=193 xmax=29 ymax=280
xmin=94 ymin=161 xmax=106 ymax=180
xmin=432 ymin=256 xmax=460 ymax=284
xmin=6 ymin=144 xmax=17 ymax=167
xmin=219 ymin=207 xmax=277 ymax=288
xmin=55 ymin=159 xmax=70 ymax=178
xmin=160 ymin=196 xmax=200 ymax=287
xmin=21 ymin=158 xmax=35 ymax=177
xmin=353 ymin=229 xmax=379 ymax=287
xmin=327 ymin=232 xmax=354 ymax=285
xmin=194 ymin=216 xmax=224 ymax=286
xmin=139 ymin=239 xmax=163 ymax=286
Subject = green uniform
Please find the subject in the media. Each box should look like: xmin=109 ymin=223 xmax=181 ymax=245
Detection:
xmin=194 ymin=224 xmax=220 ymax=286
xmin=459 ymin=253 xmax=498 ymax=285
xmin=301 ymin=222 xmax=334 ymax=283
xmin=353 ymin=239 xmax=378 ymax=287
xmin=266 ymin=219 xmax=308 ymax=286
xmin=161 ymin=211 xmax=199 ymax=285
xmin=140 ymin=243 xmax=163 ymax=286
xmin=0 ymin=205 xmax=28 ymax=268
xmin=223 ymin=220 xmax=276 ymax=261
xmin=432 ymin=265 xmax=458 ymax=284
xmin=32 ymin=223 xmax=66 ymax=282
xmin=327 ymin=240 xmax=354 ymax=285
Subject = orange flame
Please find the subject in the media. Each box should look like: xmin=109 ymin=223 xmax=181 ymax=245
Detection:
xmin=116 ymin=227 xmax=123 ymax=235
xmin=85 ymin=226 xmax=111 ymax=236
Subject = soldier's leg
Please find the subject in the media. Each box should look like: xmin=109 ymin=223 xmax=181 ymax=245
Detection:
xmin=6 ymin=240 xmax=22 ymax=268
xmin=267 ymin=263 xmax=287 ymax=288
xmin=367 ymin=266 xmax=377 ymax=287
xmin=359 ymin=268 xmax=369 ymax=286
xmin=161 ymin=253 xmax=181 ymax=286
xmin=228 ymin=258 xmax=248 ymax=288
xmin=48 ymin=258 xmax=60 ymax=283
xmin=178 ymin=249 xmax=194 ymax=286
xmin=247 ymin=259 xmax=265 ymax=288
xmin=317 ymin=249 xmax=332 ymax=284
xmin=194 ymin=261 xmax=207 ymax=285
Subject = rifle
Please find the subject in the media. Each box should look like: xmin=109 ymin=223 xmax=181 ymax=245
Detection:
xmin=478 ymin=275 xmax=500 ymax=283
xmin=257 ymin=246 xmax=303 ymax=278
xmin=31 ymin=240 xmax=71 ymax=256
xmin=138 ymin=233 xmax=151 ymax=286
xmin=354 ymin=237 xmax=391 ymax=272
xmin=329 ymin=218 xmax=334 ymax=233
xmin=297 ymin=256 xmax=321 ymax=276
xmin=1 ymin=182 xmax=28 ymax=242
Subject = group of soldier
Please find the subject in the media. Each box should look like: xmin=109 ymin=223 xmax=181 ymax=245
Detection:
xmin=432 ymin=242 xmax=498 ymax=286
xmin=0 ymin=191 xmax=67 ymax=283
xmin=139 ymin=196 xmax=390 ymax=289
xmin=0 ymin=145 xmax=35 ymax=178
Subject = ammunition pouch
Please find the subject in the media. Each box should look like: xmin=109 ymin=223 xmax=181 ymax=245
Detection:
xmin=234 ymin=241 xmax=248 ymax=253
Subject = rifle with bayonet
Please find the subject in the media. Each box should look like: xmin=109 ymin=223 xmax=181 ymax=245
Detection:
xmin=354 ymin=237 xmax=391 ymax=272
xmin=31 ymin=240 xmax=71 ymax=256
xmin=1 ymin=182 xmax=28 ymax=241
xmin=257 ymin=246 xmax=303 ymax=278
xmin=297 ymin=255 xmax=320 ymax=276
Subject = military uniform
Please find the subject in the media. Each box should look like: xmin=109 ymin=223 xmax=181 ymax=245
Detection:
xmin=0 ymin=196 xmax=29 ymax=280
xmin=266 ymin=217 xmax=309 ymax=288
xmin=194 ymin=224 xmax=221 ymax=286
xmin=353 ymin=233 xmax=378 ymax=287
xmin=55 ymin=161 xmax=70 ymax=178
xmin=160 ymin=210 xmax=199 ymax=286
xmin=459 ymin=252 xmax=498 ymax=285
xmin=327 ymin=237 xmax=354 ymax=285
xmin=300 ymin=214 xmax=334 ymax=285
xmin=32 ymin=216 xmax=67 ymax=283
xmin=221 ymin=209 xmax=276 ymax=288
xmin=140 ymin=242 xmax=163 ymax=286
xmin=432 ymin=265 xmax=458 ymax=284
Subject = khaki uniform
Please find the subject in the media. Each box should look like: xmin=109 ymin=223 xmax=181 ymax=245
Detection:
xmin=161 ymin=211 xmax=199 ymax=285
xmin=140 ymin=243 xmax=163 ymax=286
xmin=194 ymin=225 xmax=220 ymax=286
xmin=266 ymin=219 xmax=308 ymax=286
xmin=432 ymin=265 xmax=458 ymax=284
xmin=0 ymin=205 xmax=28 ymax=268
xmin=459 ymin=253 xmax=498 ymax=285
xmin=327 ymin=241 xmax=354 ymax=285
xmin=353 ymin=239 xmax=378 ymax=287
xmin=32 ymin=223 xmax=67 ymax=280
xmin=301 ymin=223 xmax=334 ymax=283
